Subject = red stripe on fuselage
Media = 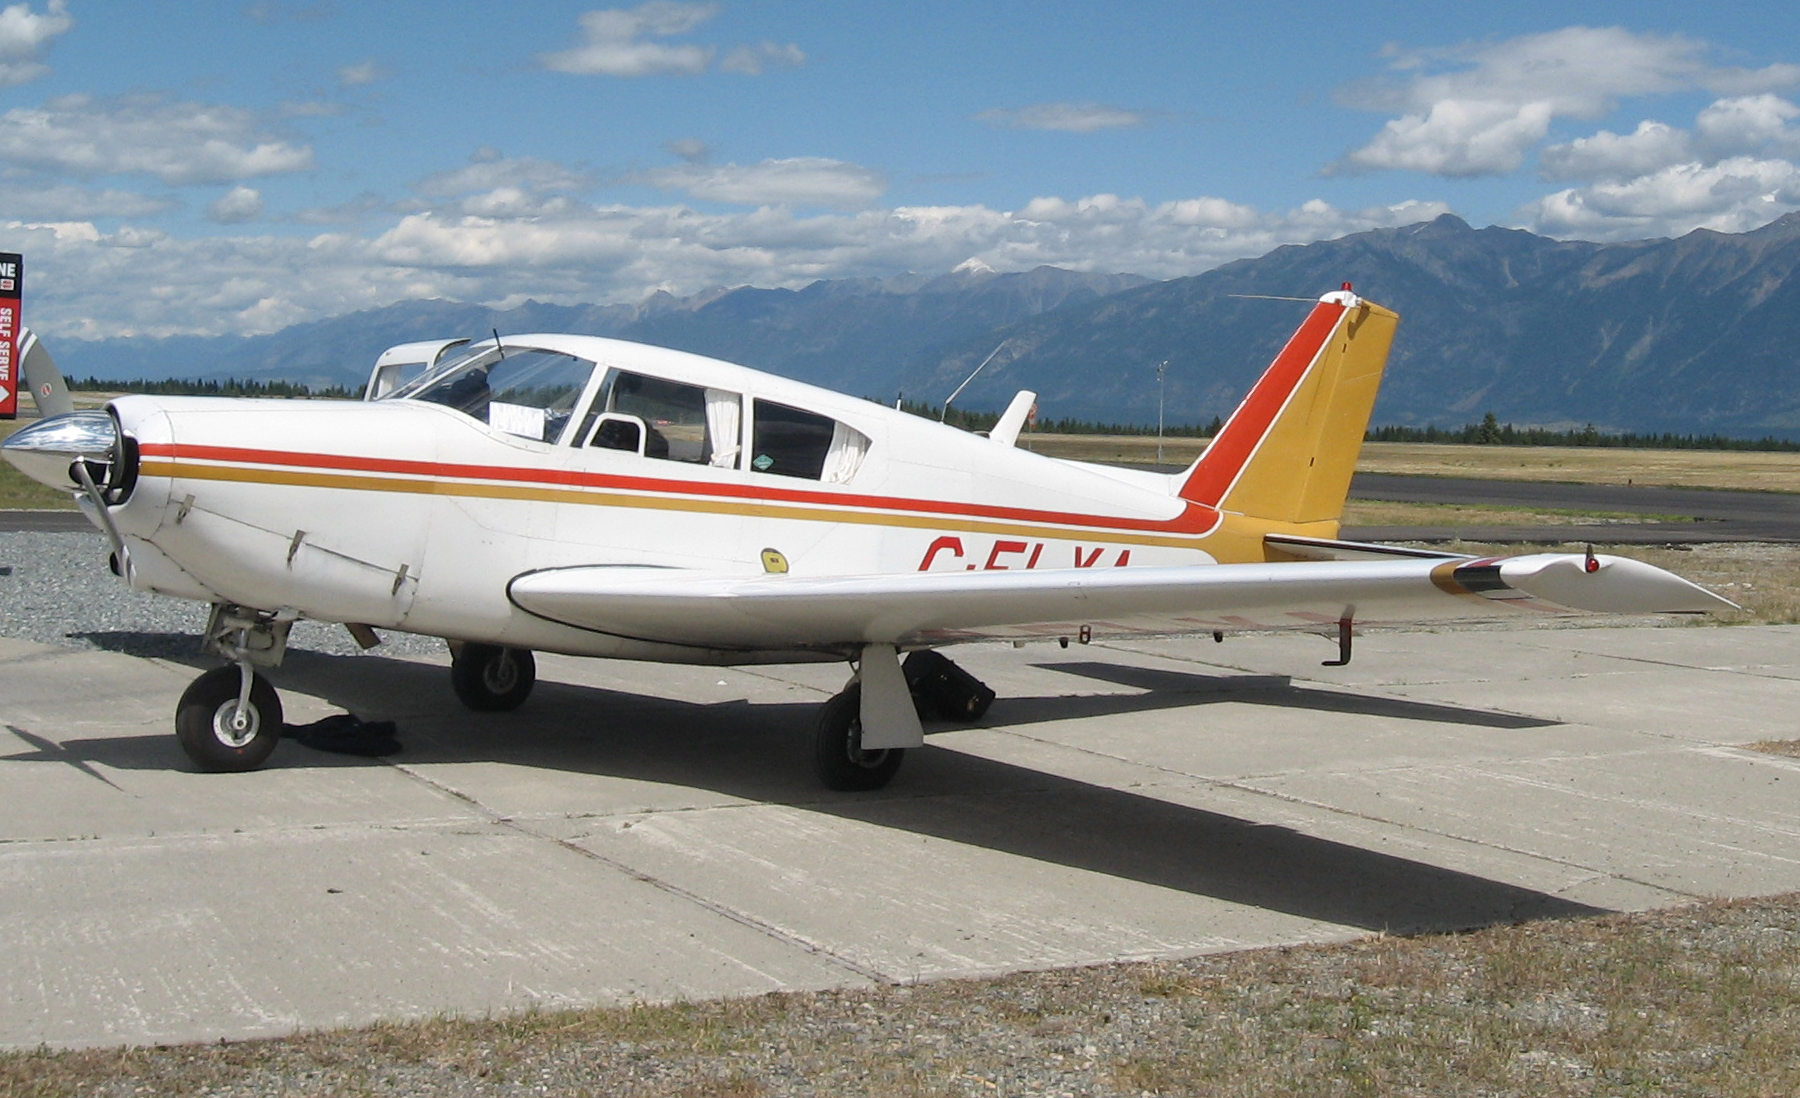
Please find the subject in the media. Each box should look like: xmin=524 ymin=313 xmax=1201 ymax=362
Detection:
xmin=140 ymin=441 xmax=1224 ymax=537
xmin=1178 ymin=300 xmax=1346 ymax=506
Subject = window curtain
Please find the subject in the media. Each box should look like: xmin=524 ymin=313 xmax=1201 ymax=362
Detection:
xmin=823 ymin=422 xmax=869 ymax=483
xmin=705 ymin=389 xmax=741 ymax=467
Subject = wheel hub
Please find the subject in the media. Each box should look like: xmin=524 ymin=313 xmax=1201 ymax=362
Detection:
xmin=211 ymin=701 xmax=260 ymax=748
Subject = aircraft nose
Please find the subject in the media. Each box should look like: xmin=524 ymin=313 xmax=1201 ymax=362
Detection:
xmin=1 ymin=409 xmax=122 ymax=492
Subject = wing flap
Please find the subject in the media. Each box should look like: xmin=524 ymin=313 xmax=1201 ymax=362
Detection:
xmin=507 ymin=553 xmax=1733 ymax=651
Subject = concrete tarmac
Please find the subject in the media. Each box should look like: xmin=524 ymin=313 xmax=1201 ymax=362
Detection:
xmin=5 ymin=624 xmax=1800 ymax=1049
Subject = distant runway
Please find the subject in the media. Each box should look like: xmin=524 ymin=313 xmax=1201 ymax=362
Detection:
xmin=0 ymin=510 xmax=88 ymax=532
xmin=8 ymin=471 xmax=1800 ymax=541
xmin=1344 ymin=473 xmax=1800 ymax=544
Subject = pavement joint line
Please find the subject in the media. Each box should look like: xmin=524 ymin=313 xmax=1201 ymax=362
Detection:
xmin=1464 ymin=766 xmax=1800 ymax=845
xmin=1509 ymin=638 xmax=1800 ymax=684
xmin=383 ymin=759 xmax=902 ymax=988
xmin=1214 ymin=773 xmax=1710 ymax=902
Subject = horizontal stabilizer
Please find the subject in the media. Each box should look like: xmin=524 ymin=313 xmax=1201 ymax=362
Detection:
xmin=1264 ymin=533 xmax=1464 ymax=562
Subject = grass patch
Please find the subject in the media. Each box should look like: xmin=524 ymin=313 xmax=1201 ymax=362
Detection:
xmin=6 ymin=893 xmax=1798 ymax=1097
xmin=0 ymin=419 xmax=78 ymax=511
xmin=1355 ymin=441 xmax=1800 ymax=493
xmin=1746 ymin=739 xmax=1800 ymax=759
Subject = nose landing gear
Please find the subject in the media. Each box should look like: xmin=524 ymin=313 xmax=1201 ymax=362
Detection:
xmin=174 ymin=603 xmax=294 ymax=772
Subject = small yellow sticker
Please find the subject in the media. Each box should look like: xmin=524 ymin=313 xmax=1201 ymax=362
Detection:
xmin=760 ymin=548 xmax=789 ymax=574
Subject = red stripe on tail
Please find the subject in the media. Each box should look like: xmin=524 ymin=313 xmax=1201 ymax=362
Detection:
xmin=1177 ymin=299 xmax=1348 ymax=506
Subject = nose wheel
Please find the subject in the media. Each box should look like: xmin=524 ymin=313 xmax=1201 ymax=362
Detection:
xmin=175 ymin=664 xmax=283 ymax=772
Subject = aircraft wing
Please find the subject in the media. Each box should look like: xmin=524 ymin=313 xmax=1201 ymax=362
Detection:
xmin=507 ymin=552 xmax=1734 ymax=652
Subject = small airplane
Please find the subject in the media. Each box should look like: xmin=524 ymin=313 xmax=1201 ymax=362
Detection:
xmin=4 ymin=286 xmax=1732 ymax=789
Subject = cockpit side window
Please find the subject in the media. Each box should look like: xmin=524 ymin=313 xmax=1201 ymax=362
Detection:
xmin=401 ymin=346 xmax=596 ymax=444
xmin=576 ymin=370 xmax=733 ymax=466
xmin=749 ymin=400 xmax=870 ymax=482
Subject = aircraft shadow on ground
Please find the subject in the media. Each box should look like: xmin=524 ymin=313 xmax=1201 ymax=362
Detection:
xmin=1027 ymin=660 xmax=1558 ymax=730
xmin=69 ymin=630 xmax=218 ymax=662
xmin=9 ymin=645 xmax=1599 ymax=936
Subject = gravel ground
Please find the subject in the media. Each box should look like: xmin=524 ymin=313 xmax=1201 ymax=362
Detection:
xmin=0 ymin=530 xmax=445 ymax=659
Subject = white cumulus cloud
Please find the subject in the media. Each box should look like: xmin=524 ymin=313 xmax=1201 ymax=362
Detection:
xmin=1540 ymin=119 xmax=1692 ymax=182
xmin=1522 ymin=156 xmax=1800 ymax=240
xmin=413 ymin=151 xmax=594 ymax=198
xmin=0 ymin=0 xmax=72 ymax=87
xmin=336 ymin=60 xmax=385 ymax=87
xmin=1333 ymin=26 xmax=1800 ymax=177
xmin=974 ymin=103 xmax=1156 ymax=133
xmin=0 ymin=181 xmax=173 ymax=219
xmin=16 ymin=187 xmax=1451 ymax=339
xmin=1696 ymin=94 xmax=1800 ymax=158
xmin=638 ymin=156 xmax=887 ymax=208
xmin=538 ymin=2 xmax=803 ymax=78
xmin=0 ymin=93 xmax=314 ymax=185
xmin=207 ymin=186 xmax=265 ymax=224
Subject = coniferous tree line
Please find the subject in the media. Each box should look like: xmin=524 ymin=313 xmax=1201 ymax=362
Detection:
xmin=67 ymin=377 xmax=355 ymax=399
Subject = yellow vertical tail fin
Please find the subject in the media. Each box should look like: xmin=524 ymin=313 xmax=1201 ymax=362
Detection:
xmin=1177 ymin=288 xmax=1399 ymax=535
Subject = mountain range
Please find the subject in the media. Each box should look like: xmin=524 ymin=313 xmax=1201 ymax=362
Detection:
xmin=51 ymin=212 xmax=1800 ymax=437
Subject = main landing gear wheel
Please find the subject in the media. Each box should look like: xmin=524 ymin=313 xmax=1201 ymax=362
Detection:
xmin=813 ymin=684 xmax=904 ymax=792
xmin=176 ymin=665 xmax=283 ymax=773
xmin=451 ymin=644 xmax=536 ymax=711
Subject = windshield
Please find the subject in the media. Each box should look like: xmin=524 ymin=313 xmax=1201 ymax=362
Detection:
xmin=389 ymin=344 xmax=598 ymax=443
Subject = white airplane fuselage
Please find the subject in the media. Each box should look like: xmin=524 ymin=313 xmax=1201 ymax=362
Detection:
xmin=104 ymin=336 xmax=1223 ymax=666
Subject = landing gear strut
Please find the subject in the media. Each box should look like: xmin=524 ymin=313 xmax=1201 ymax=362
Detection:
xmin=812 ymin=649 xmax=995 ymax=792
xmin=175 ymin=603 xmax=293 ymax=772
xmin=450 ymin=643 xmax=536 ymax=711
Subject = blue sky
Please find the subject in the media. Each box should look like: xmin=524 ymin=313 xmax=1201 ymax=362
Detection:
xmin=4 ymin=0 xmax=1800 ymax=340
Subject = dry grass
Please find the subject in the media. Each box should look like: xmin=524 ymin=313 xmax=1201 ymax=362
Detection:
xmin=1746 ymin=740 xmax=1800 ymax=759
xmin=1025 ymin=433 xmax=1800 ymax=494
xmin=0 ymin=419 xmax=78 ymax=510
xmin=1355 ymin=441 xmax=1800 ymax=492
xmin=6 ymin=892 xmax=1798 ymax=1097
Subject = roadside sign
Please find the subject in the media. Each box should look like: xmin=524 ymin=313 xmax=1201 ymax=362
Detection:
xmin=0 ymin=252 xmax=19 ymax=419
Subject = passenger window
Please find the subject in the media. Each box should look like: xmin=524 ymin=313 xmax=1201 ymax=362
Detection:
xmin=750 ymin=401 xmax=869 ymax=482
xmin=609 ymin=373 xmax=710 ymax=463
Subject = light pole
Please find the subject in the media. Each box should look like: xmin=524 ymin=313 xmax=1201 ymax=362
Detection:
xmin=1155 ymin=360 xmax=1168 ymax=464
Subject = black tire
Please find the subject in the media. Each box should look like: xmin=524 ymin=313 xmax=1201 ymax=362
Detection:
xmin=176 ymin=665 xmax=283 ymax=773
xmin=813 ymin=685 xmax=904 ymax=792
xmin=451 ymin=644 xmax=536 ymax=711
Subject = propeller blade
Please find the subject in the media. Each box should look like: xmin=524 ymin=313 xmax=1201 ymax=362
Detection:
xmin=19 ymin=328 xmax=74 ymax=419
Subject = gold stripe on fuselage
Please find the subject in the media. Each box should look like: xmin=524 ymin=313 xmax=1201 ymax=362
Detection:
xmin=140 ymin=459 xmax=1224 ymax=552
